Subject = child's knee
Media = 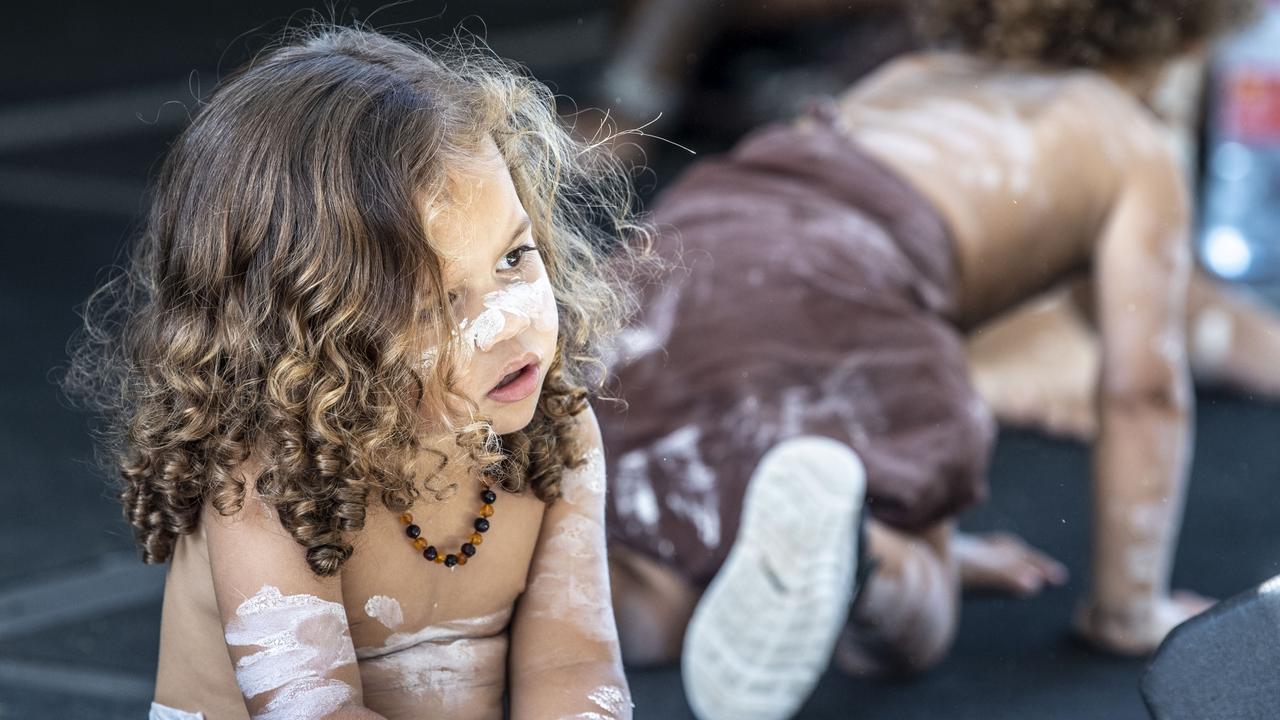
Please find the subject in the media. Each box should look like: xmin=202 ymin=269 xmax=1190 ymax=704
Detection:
xmin=758 ymin=436 xmax=867 ymax=491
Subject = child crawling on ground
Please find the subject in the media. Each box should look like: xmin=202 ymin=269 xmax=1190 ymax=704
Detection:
xmin=600 ymin=2 xmax=1254 ymax=718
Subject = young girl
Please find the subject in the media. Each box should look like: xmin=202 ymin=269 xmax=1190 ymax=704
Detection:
xmin=600 ymin=1 xmax=1255 ymax=718
xmin=65 ymin=27 xmax=640 ymax=720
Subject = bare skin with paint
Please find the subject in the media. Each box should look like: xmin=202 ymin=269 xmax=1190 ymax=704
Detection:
xmin=610 ymin=49 xmax=1207 ymax=667
xmin=840 ymin=51 xmax=1208 ymax=656
xmin=965 ymin=47 xmax=1280 ymax=441
xmin=153 ymin=143 xmax=630 ymax=719
xmin=969 ymin=270 xmax=1280 ymax=442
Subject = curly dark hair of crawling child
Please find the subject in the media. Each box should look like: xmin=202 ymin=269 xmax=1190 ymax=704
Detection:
xmin=62 ymin=27 xmax=649 ymax=577
xmin=915 ymin=0 xmax=1259 ymax=68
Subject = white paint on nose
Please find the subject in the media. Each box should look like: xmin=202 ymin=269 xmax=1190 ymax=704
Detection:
xmin=458 ymin=274 xmax=557 ymax=352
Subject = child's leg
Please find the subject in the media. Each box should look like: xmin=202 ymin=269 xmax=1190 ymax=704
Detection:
xmin=834 ymin=520 xmax=959 ymax=677
xmin=966 ymin=281 xmax=1100 ymax=442
xmin=1186 ymin=270 xmax=1280 ymax=397
xmin=967 ymin=268 xmax=1280 ymax=444
xmin=608 ymin=543 xmax=699 ymax=667
xmin=604 ymin=467 xmax=1060 ymax=670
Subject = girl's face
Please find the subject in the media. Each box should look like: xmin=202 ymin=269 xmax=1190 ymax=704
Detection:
xmin=420 ymin=140 xmax=560 ymax=435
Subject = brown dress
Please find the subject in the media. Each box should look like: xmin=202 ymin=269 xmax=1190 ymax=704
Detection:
xmin=601 ymin=107 xmax=994 ymax=586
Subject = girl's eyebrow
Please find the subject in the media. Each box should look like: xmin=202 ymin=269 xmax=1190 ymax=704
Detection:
xmin=505 ymin=215 xmax=532 ymax=249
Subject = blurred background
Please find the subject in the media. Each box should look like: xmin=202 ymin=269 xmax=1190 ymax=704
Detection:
xmin=3 ymin=1 xmax=1280 ymax=717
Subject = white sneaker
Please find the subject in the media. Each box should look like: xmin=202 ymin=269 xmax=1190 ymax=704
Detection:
xmin=682 ymin=436 xmax=867 ymax=720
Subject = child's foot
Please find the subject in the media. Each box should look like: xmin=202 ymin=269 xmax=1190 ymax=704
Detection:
xmin=682 ymin=437 xmax=866 ymax=720
xmin=955 ymin=531 xmax=1069 ymax=597
xmin=1074 ymin=591 xmax=1216 ymax=656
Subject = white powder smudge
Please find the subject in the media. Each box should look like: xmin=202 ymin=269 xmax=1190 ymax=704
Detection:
xmin=357 ymin=608 xmax=513 ymax=659
xmin=1128 ymin=503 xmax=1164 ymax=538
xmin=1152 ymin=327 xmax=1182 ymax=364
xmin=651 ymin=426 xmax=720 ymax=549
xmin=588 ymin=684 xmax=632 ymax=717
xmin=657 ymin=538 xmax=675 ymax=559
xmin=224 ymin=585 xmax=356 ymax=719
xmin=664 ymin=493 xmax=719 ymax=549
xmin=363 ymin=595 xmax=404 ymax=632
xmin=255 ymin=677 xmax=355 ymax=720
xmin=1125 ymin=542 xmax=1164 ymax=588
xmin=652 ymin=426 xmax=715 ymax=492
xmin=459 ymin=275 xmax=557 ymax=352
xmin=524 ymin=513 xmax=617 ymax=641
xmin=359 ymin=638 xmax=488 ymax=706
xmin=614 ymin=450 xmax=660 ymax=528
xmin=420 ymin=345 xmax=439 ymax=369
xmin=853 ymin=128 xmax=940 ymax=165
xmin=1193 ymin=307 xmax=1234 ymax=368
xmin=561 ymin=448 xmax=606 ymax=506
xmin=613 ymin=283 xmax=681 ymax=364
xmin=356 ymin=609 xmax=513 ymax=715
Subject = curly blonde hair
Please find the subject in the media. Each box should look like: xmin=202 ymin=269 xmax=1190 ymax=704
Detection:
xmin=63 ymin=27 xmax=648 ymax=576
xmin=915 ymin=0 xmax=1258 ymax=68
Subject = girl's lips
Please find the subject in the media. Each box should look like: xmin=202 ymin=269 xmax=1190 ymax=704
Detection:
xmin=486 ymin=362 xmax=539 ymax=403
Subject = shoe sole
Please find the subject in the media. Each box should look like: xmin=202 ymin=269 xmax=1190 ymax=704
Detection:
xmin=682 ymin=436 xmax=867 ymax=720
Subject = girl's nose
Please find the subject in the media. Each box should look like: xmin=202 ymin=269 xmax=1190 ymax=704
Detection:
xmin=476 ymin=302 xmax=531 ymax=352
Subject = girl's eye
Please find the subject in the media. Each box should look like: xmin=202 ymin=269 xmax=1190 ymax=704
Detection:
xmin=498 ymin=245 xmax=539 ymax=271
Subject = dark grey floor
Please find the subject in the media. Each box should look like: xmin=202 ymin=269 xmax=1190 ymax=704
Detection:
xmin=3 ymin=3 xmax=1279 ymax=718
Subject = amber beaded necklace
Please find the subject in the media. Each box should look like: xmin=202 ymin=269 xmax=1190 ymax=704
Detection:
xmin=399 ymin=487 xmax=496 ymax=568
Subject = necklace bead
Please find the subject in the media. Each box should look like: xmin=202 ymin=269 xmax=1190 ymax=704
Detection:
xmin=404 ymin=487 xmax=496 ymax=569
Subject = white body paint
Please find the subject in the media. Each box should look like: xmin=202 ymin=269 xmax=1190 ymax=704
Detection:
xmin=358 ymin=608 xmax=512 ymax=658
xmin=460 ymin=275 xmax=557 ymax=353
xmin=612 ymin=425 xmax=722 ymax=551
xmin=652 ymin=426 xmax=720 ymax=549
xmin=419 ymin=274 xmax=557 ymax=369
xmin=1192 ymin=307 xmax=1235 ymax=367
xmin=560 ymin=448 xmax=606 ymax=506
xmin=224 ymin=585 xmax=357 ymax=720
xmin=355 ymin=608 xmax=513 ymax=716
xmin=523 ymin=512 xmax=617 ymax=642
xmin=613 ymin=450 xmax=661 ymax=529
xmin=587 ymin=684 xmax=632 ymax=719
xmin=364 ymin=595 xmax=405 ymax=632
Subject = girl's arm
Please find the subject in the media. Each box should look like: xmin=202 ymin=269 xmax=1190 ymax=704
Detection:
xmin=204 ymin=469 xmax=388 ymax=720
xmin=507 ymin=404 xmax=634 ymax=719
